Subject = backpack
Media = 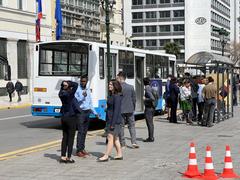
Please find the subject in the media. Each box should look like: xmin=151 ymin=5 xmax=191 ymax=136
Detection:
xmin=151 ymin=88 xmax=159 ymax=108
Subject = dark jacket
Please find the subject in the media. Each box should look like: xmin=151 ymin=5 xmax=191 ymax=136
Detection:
xmin=144 ymin=85 xmax=155 ymax=108
xmin=121 ymin=82 xmax=136 ymax=114
xmin=106 ymin=94 xmax=123 ymax=127
xmin=15 ymin=81 xmax=23 ymax=92
xmin=169 ymin=83 xmax=180 ymax=106
xmin=58 ymin=81 xmax=78 ymax=117
xmin=6 ymin=82 xmax=15 ymax=93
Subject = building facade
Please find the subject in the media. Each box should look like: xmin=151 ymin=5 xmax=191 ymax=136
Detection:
xmin=124 ymin=0 xmax=239 ymax=64
xmin=100 ymin=0 xmax=126 ymax=46
xmin=60 ymin=0 xmax=100 ymax=41
xmin=0 ymin=0 xmax=52 ymax=101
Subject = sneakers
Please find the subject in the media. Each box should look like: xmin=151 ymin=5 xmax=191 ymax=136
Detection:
xmin=143 ymin=138 xmax=154 ymax=142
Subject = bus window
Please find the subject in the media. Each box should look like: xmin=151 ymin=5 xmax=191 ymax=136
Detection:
xmin=146 ymin=54 xmax=154 ymax=78
xmin=119 ymin=50 xmax=134 ymax=78
xmin=39 ymin=42 xmax=88 ymax=76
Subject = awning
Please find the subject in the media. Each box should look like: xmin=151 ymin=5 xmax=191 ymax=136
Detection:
xmin=186 ymin=51 xmax=234 ymax=66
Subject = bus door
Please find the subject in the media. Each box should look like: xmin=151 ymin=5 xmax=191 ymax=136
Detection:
xmin=105 ymin=53 xmax=117 ymax=94
xmin=135 ymin=56 xmax=144 ymax=112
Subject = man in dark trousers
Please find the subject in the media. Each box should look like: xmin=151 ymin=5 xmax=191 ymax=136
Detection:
xmin=74 ymin=75 xmax=98 ymax=158
xmin=6 ymin=81 xmax=15 ymax=102
xmin=143 ymin=77 xmax=155 ymax=142
xmin=117 ymin=72 xmax=139 ymax=149
xmin=15 ymin=80 xmax=23 ymax=102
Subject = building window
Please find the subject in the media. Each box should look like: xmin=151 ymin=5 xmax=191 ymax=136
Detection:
xmin=146 ymin=26 xmax=157 ymax=32
xmin=146 ymin=0 xmax=156 ymax=4
xmin=173 ymin=10 xmax=184 ymax=17
xmin=159 ymin=25 xmax=170 ymax=32
xmin=132 ymin=12 xmax=143 ymax=19
xmin=132 ymin=0 xmax=143 ymax=5
xmin=146 ymin=40 xmax=157 ymax=46
xmin=174 ymin=39 xmax=184 ymax=46
xmin=119 ymin=51 xmax=134 ymax=78
xmin=173 ymin=24 xmax=184 ymax=31
xmin=132 ymin=40 xmax=143 ymax=48
xmin=132 ymin=26 xmax=143 ymax=33
xmin=99 ymin=48 xmax=104 ymax=79
xmin=160 ymin=0 xmax=170 ymax=3
xmin=17 ymin=40 xmax=28 ymax=79
xmin=159 ymin=11 xmax=171 ymax=18
xmin=159 ymin=39 xmax=170 ymax=46
xmin=146 ymin=11 xmax=157 ymax=19
xmin=0 ymin=38 xmax=7 ymax=79
xmin=174 ymin=0 xmax=184 ymax=3
xmin=18 ymin=0 xmax=23 ymax=10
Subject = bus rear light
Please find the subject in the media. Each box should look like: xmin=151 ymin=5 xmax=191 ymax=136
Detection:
xmin=34 ymin=87 xmax=47 ymax=92
xmin=33 ymin=107 xmax=47 ymax=112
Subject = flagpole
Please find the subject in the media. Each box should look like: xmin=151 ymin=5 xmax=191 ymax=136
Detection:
xmin=52 ymin=0 xmax=56 ymax=41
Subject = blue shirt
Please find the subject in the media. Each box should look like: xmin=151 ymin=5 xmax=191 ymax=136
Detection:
xmin=74 ymin=86 xmax=97 ymax=114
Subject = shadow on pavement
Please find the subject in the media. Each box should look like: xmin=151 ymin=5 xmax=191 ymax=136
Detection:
xmin=21 ymin=118 xmax=62 ymax=129
xmin=88 ymin=151 xmax=105 ymax=158
xmin=44 ymin=153 xmax=59 ymax=161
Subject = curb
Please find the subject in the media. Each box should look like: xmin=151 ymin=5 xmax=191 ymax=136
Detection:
xmin=0 ymin=103 xmax=31 ymax=110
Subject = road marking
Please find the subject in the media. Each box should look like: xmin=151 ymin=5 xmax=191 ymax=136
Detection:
xmin=0 ymin=114 xmax=32 ymax=121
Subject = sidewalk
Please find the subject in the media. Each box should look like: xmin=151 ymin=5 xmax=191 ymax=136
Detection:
xmin=0 ymin=106 xmax=240 ymax=180
xmin=0 ymin=96 xmax=31 ymax=110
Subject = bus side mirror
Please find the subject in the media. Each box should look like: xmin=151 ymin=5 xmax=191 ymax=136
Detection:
xmin=4 ymin=65 xmax=11 ymax=81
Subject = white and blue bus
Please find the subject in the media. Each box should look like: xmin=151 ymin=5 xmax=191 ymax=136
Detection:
xmin=31 ymin=40 xmax=176 ymax=120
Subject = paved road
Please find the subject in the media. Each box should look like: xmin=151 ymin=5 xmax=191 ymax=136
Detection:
xmin=0 ymin=107 xmax=63 ymax=154
xmin=0 ymin=106 xmax=239 ymax=180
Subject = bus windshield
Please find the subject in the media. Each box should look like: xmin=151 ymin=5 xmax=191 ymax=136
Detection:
xmin=39 ymin=42 xmax=88 ymax=76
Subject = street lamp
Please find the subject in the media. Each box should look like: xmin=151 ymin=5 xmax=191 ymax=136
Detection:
xmin=212 ymin=27 xmax=229 ymax=56
xmin=100 ymin=0 xmax=116 ymax=84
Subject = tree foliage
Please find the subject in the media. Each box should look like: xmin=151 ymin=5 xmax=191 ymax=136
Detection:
xmin=163 ymin=42 xmax=181 ymax=56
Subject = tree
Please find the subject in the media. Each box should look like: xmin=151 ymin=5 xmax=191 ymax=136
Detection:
xmin=163 ymin=42 xmax=181 ymax=56
xmin=230 ymin=42 xmax=240 ymax=66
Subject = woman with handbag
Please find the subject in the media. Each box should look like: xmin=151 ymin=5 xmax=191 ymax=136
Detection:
xmin=97 ymin=79 xmax=123 ymax=162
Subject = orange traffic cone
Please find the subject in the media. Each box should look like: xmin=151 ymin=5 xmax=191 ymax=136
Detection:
xmin=201 ymin=146 xmax=218 ymax=180
xmin=219 ymin=145 xmax=239 ymax=178
xmin=182 ymin=142 xmax=201 ymax=178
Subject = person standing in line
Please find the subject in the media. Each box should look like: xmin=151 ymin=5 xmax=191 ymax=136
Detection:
xmin=202 ymin=76 xmax=217 ymax=127
xmin=6 ymin=81 xmax=15 ymax=102
xmin=169 ymin=77 xmax=180 ymax=123
xmin=75 ymin=75 xmax=98 ymax=158
xmin=165 ymin=75 xmax=172 ymax=120
xmin=98 ymin=80 xmax=123 ymax=162
xmin=197 ymin=77 xmax=205 ymax=125
xmin=117 ymin=72 xmax=139 ymax=149
xmin=143 ymin=77 xmax=155 ymax=142
xmin=15 ymin=80 xmax=23 ymax=102
xmin=58 ymin=80 xmax=78 ymax=163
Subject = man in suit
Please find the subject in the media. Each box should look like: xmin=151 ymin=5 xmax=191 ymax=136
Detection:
xmin=117 ymin=72 xmax=139 ymax=149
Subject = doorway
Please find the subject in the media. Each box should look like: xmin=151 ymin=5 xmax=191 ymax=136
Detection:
xmin=135 ymin=56 xmax=144 ymax=112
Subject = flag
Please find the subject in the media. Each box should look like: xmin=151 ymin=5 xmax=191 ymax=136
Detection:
xmin=36 ymin=0 xmax=42 ymax=19
xmin=55 ymin=0 xmax=62 ymax=40
xmin=35 ymin=0 xmax=42 ymax=42
xmin=36 ymin=19 xmax=41 ymax=42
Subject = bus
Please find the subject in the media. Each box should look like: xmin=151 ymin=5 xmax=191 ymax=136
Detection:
xmin=31 ymin=40 xmax=176 ymax=120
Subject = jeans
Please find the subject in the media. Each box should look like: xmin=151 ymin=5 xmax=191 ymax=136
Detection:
xmin=61 ymin=116 xmax=77 ymax=158
xmin=76 ymin=110 xmax=91 ymax=152
xmin=197 ymin=102 xmax=204 ymax=123
xmin=203 ymin=99 xmax=216 ymax=126
xmin=145 ymin=107 xmax=154 ymax=139
xmin=119 ymin=113 xmax=137 ymax=145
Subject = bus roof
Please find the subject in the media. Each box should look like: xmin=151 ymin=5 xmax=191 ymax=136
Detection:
xmin=36 ymin=39 xmax=176 ymax=60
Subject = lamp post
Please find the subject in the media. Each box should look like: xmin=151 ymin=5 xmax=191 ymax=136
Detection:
xmin=212 ymin=27 xmax=229 ymax=56
xmin=100 ymin=0 xmax=116 ymax=84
